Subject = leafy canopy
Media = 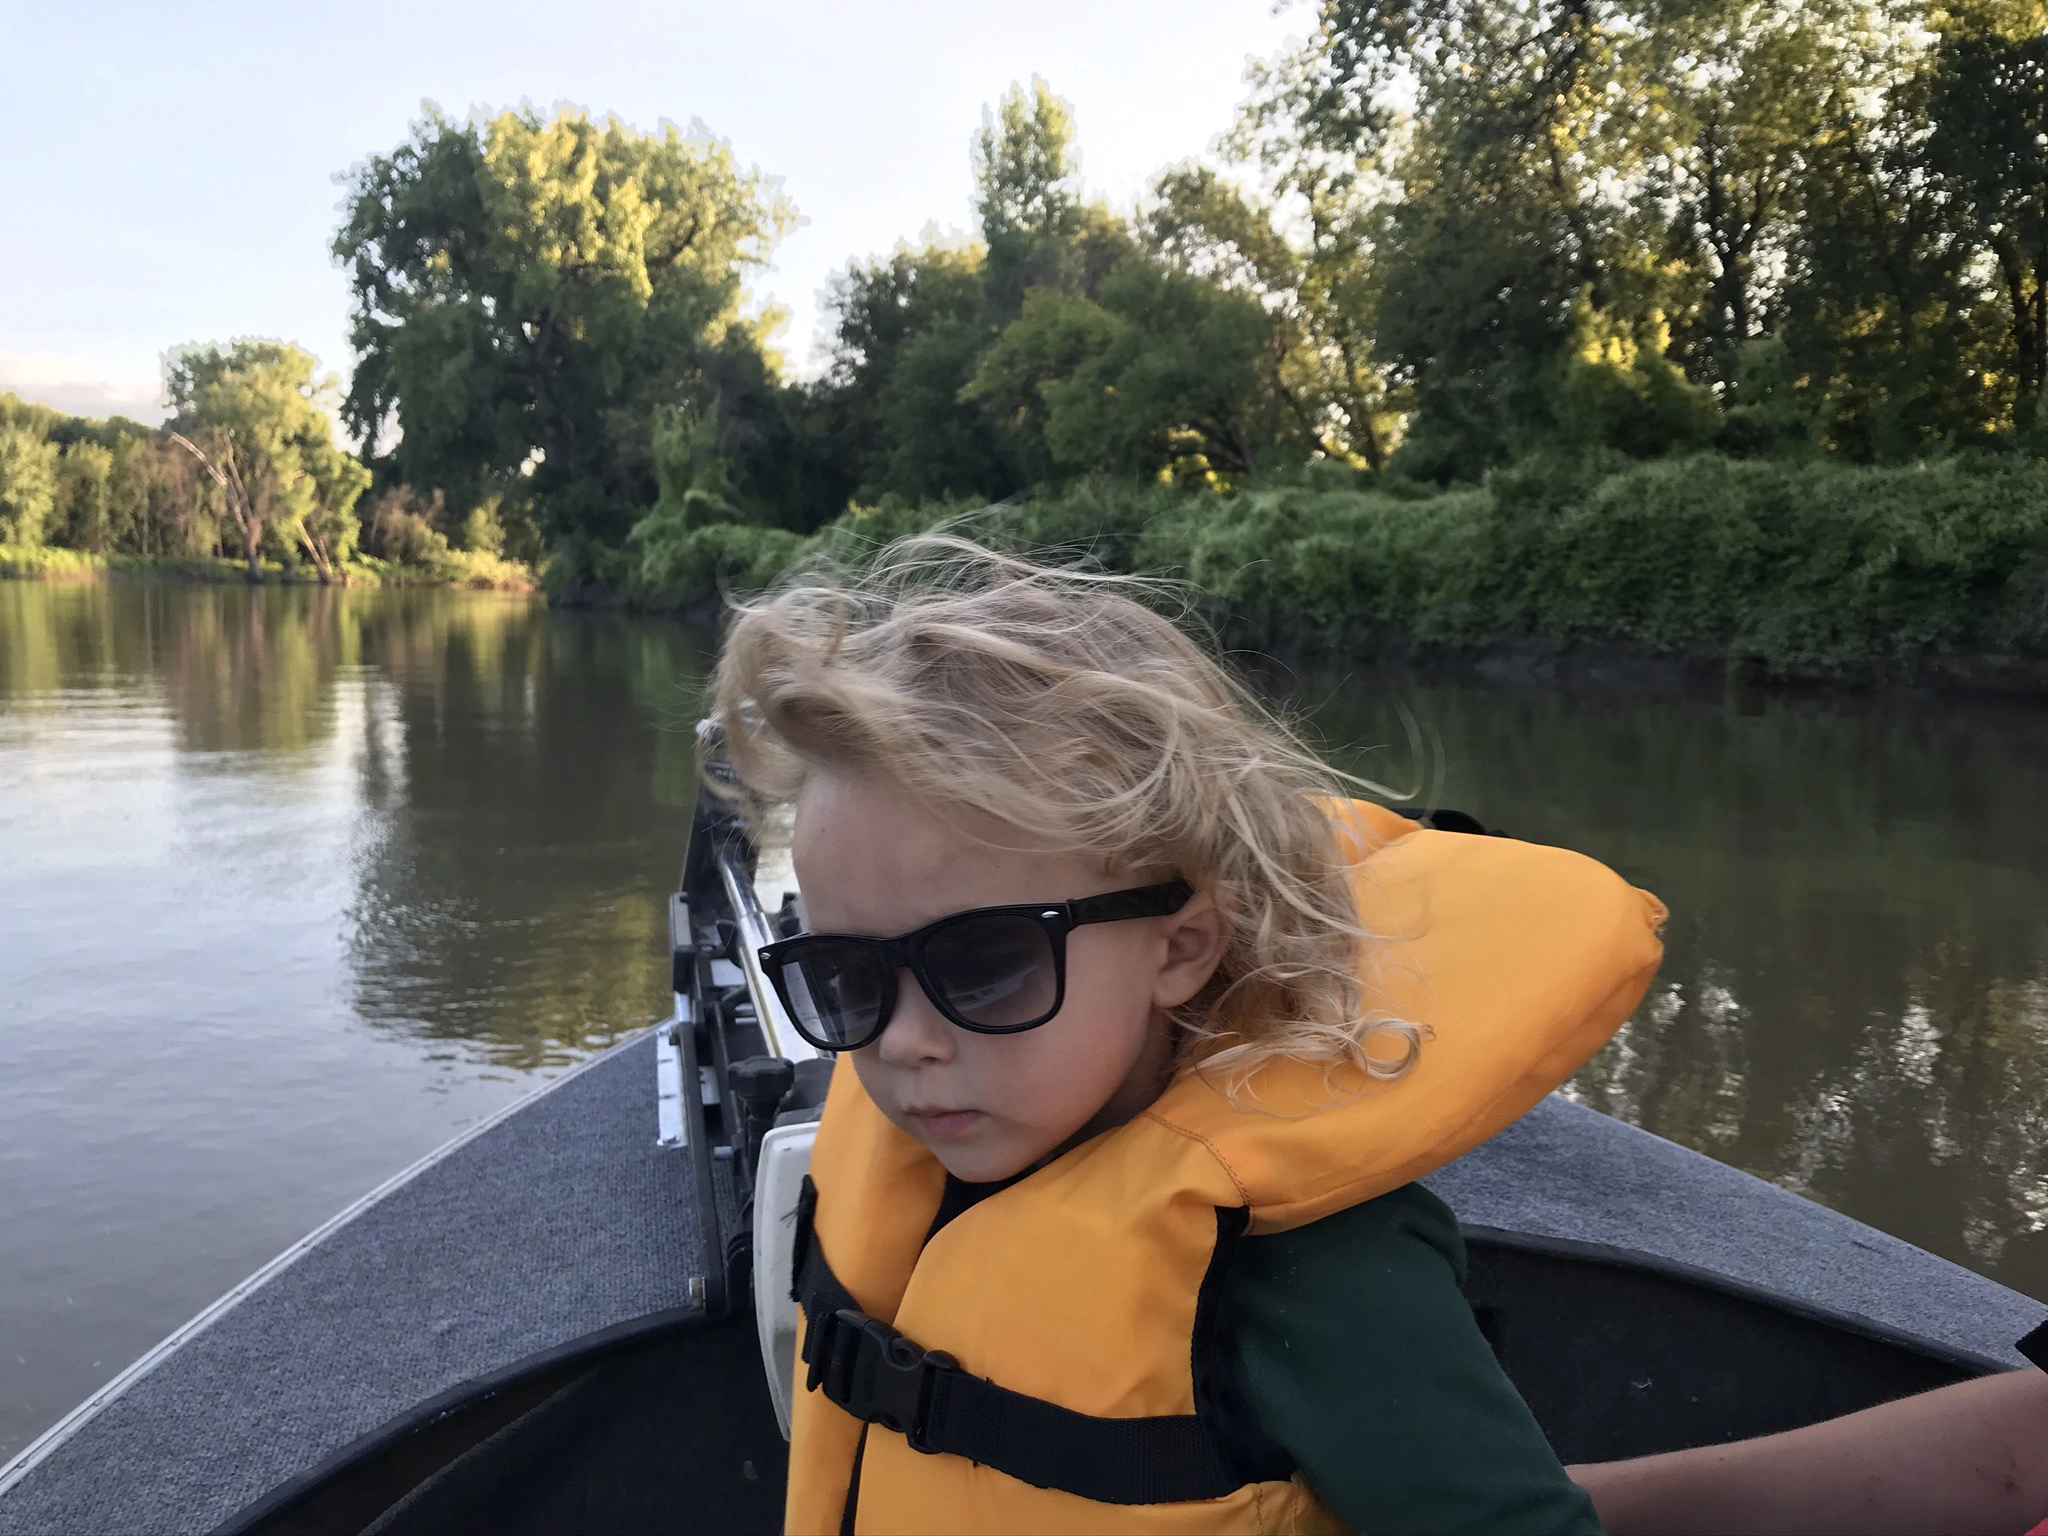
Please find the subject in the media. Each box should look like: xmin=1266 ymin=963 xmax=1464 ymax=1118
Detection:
xmin=333 ymin=103 xmax=797 ymax=551
xmin=166 ymin=341 xmax=371 ymax=577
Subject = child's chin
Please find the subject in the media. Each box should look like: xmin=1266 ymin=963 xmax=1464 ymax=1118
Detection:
xmin=927 ymin=1133 xmax=1038 ymax=1185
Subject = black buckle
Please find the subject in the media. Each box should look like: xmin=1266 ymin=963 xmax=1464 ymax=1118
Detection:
xmin=807 ymin=1308 xmax=954 ymax=1453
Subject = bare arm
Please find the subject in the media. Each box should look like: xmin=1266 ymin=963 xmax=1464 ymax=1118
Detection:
xmin=1570 ymin=1369 xmax=2048 ymax=1536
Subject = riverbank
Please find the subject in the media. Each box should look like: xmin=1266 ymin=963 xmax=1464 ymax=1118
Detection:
xmin=1301 ymin=636 xmax=2048 ymax=705
xmin=607 ymin=450 xmax=2048 ymax=698
xmin=0 ymin=544 xmax=537 ymax=591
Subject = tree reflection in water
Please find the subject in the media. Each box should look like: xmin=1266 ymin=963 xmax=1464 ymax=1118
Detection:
xmin=1296 ymin=665 xmax=2048 ymax=1300
xmin=2 ymin=578 xmax=717 ymax=1079
xmin=338 ymin=594 xmax=717 ymax=1071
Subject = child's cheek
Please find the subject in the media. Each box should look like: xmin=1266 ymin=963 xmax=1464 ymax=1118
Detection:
xmin=995 ymin=1022 xmax=1122 ymax=1134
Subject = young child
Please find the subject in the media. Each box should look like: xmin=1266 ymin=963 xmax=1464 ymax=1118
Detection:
xmin=711 ymin=535 xmax=1667 ymax=1535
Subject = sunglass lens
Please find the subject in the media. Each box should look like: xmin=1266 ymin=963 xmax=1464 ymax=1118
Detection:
xmin=921 ymin=914 xmax=1059 ymax=1029
xmin=776 ymin=941 xmax=887 ymax=1049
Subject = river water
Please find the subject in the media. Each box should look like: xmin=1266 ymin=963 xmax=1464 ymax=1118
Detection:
xmin=3 ymin=578 xmax=2045 ymax=1460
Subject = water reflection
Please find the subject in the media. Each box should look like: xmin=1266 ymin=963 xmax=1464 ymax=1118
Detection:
xmin=340 ymin=597 xmax=712 ymax=1069
xmin=1296 ymin=666 xmax=2048 ymax=1299
xmin=2 ymin=580 xmax=717 ymax=1071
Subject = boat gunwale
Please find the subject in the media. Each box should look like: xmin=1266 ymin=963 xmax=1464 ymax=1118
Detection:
xmin=1463 ymin=1224 xmax=2014 ymax=1379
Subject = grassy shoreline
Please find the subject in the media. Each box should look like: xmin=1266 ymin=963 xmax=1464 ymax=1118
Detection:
xmin=21 ymin=444 xmax=2048 ymax=698
xmin=0 ymin=545 xmax=537 ymax=592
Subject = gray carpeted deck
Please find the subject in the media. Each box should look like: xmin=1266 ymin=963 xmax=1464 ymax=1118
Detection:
xmin=0 ymin=1043 xmax=2038 ymax=1536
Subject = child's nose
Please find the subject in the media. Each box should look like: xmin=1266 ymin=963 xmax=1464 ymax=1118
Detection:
xmin=873 ymin=969 xmax=955 ymax=1065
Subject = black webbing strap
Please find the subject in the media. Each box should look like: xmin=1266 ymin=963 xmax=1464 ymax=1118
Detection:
xmin=790 ymin=1194 xmax=1246 ymax=1506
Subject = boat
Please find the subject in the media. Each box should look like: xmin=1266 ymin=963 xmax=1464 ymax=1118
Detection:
xmin=2 ymin=739 xmax=2041 ymax=1536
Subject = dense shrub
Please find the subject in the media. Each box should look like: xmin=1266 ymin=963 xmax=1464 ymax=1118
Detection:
xmin=1511 ymin=456 xmax=2048 ymax=667
xmin=355 ymin=487 xmax=532 ymax=589
xmin=0 ymin=544 xmax=105 ymax=579
xmin=628 ymin=522 xmax=808 ymax=610
xmin=624 ymin=452 xmax=2048 ymax=675
xmin=361 ymin=487 xmax=453 ymax=566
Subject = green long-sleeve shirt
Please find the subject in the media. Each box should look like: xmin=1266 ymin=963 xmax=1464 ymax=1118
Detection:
xmin=1225 ymin=1182 xmax=1602 ymax=1535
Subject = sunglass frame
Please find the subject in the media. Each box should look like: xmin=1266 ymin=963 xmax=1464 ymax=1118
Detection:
xmin=757 ymin=879 xmax=1194 ymax=1052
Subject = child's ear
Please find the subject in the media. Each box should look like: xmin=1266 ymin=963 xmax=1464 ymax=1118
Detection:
xmin=1152 ymin=891 xmax=1228 ymax=1011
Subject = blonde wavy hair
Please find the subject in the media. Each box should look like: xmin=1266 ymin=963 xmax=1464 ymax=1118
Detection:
xmin=708 ymin=533 xmax=1422 ymax=1085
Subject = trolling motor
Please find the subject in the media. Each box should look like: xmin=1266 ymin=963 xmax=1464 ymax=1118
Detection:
xmin=661 ymin=721 xmax=827 ymax=1436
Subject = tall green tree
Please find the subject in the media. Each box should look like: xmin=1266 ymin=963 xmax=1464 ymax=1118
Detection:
xmin=55 ymin=442 xmax=115 ymax=552
xmin=1749 ymin=0 xmax=2042 ymax=456
xmin=1145 ymin=165 xmax=1396 ymax=471
xmin=0 ymin=424 xmax=58 ymax=547
xmin=817 ymin=240 xmax=1014 ymax=500
xmin=1780 ymin=69 xmax=1993 ymax=456
xmin=165 ymin=341 xmax=371 ymax=582
xmin=814 ymin=79 xmax=1139 ymax=503
xmin=967 ymin=259 xmax=1300 ymax=484
xmin=1922 ymin=8 xmax=2048 ymax=432
xmin=334 ymin=104 xmax=797 ymax=557
xmin=1231 ymin=0 xmax=1992 ymax=474
xmin=1242 ymin=0 xmax=1664 ymax=477
xmin=957 ymin=80 xmax=1146 ymax=480
xmin=974 ymin=77 xmax=1087 ymax=320
xmin=1635 ymin=0 xmax=1880 ymax=388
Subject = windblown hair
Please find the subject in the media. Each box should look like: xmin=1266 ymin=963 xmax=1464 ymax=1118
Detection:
xmin=709 ymin=533 xmax=1422 ymax=1085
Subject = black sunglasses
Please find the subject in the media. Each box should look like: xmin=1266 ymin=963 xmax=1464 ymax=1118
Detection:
xmin=757 ymin=880 xmax=1194 ymax=1053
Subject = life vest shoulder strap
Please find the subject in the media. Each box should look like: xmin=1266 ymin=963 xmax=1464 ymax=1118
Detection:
xmin=792 ymin=1178 xmax=1274 ymax=1506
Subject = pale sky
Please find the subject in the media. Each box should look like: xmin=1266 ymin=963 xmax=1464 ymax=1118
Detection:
xmin=1 ymin=0 xmax=1303 ymax=423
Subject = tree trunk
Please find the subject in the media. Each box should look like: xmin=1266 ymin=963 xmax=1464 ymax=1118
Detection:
xmin=294 ymin=521 xmax=336 ymax=585
xmin=1331 ymin=333 xmax=1387 ymax=475
xmin=1994 ymin=236 xmax=2044 ymax=428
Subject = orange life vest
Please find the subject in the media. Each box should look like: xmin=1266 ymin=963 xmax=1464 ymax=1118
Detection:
xmin=786 ymin=801 xmax=1666 ymax=1535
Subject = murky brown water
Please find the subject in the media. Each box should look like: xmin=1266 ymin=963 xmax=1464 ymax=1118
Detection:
xmin=3 ymin=578 xmax=2045 ymax=1460
xmin=1299 ymin=668 xmax=2048 ymax=1300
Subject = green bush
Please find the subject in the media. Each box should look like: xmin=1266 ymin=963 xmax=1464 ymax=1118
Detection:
xmin=1512 ymin=455 xmax=2048 ymax=667
xmin=0 ymin=544 xmax=105 ymax=579
xmin=627 ymin=522 xmax=808 ymax=610
xmin=612 ymin=451 xmax=2048 ymax=675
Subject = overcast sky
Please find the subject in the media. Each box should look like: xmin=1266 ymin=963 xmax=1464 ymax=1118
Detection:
xmin=1 ymin=0 xmax=1302 ymax=422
